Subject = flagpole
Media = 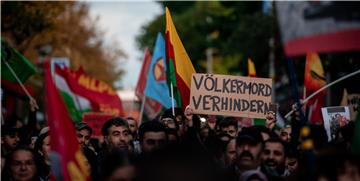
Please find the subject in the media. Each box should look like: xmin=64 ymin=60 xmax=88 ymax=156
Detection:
xmin=3 ymin=61 xmax=34 ymax=100
xmin=303 ymin=87 xmax=307 ymax=113
xmin=139 ymin=95 xmax=146 ymax=124
xmin=285 ymin=69 xmax=360 ymax=119
xmin=170 ymin=82 xmax=175 ymax=116
xmin=287 ymin=58 xmax=306 ymax=125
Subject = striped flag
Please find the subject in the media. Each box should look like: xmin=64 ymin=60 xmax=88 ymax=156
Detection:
xmin=54 ymin=66 xmax=92 ymax=123
xmin=165 ymin=7 xmax=196 ymax=110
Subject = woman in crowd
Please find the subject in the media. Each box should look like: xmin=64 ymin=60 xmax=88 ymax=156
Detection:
xmin=2 ymin=146 xmax=41 ymax=181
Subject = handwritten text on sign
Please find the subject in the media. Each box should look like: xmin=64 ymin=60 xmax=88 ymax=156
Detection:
xmin=190 ymin=74 xmax=272 ymax=119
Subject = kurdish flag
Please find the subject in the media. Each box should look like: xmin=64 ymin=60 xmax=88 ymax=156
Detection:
xmin=165 ymin=7 xmax=196 ymax=110
xmin=144 ymin=33 xmax=174 ymax=108
xmin=1 ymin=38 xmax=36 ymax=83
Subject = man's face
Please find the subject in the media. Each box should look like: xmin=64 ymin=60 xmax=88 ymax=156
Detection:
xmin=11 ymin=150 xmax=37 ymax=181
xmin=2 ymin=133 xmax=20 ymax=149
xmin=200 ymin=127 xmax=209 ymax=140
xmin=42 ymin=136 xmax=51 ymax=160
xmin=280 ymin=127 xmax=291 ymax=143
xmin=221 ymin=126 xmax=237 ymax=138
xmin=77 ymin=129 xmax=91 ymax=147
xmin=176 ymin=115 xmax=184 ymax=131
xmin=225 ymin=139 xmax=236 ymax=166
xmin=236 ymin=140 xmax=262 ymax=170
xmin=127 ymin=119 xmax=137 ymax=134
xmin=105 ymin=125 xmax=130 ymax=151
xmin=141 ymin=131 xmax=167 ymax=153
xmin=261 ymin=142 xmax=285 ymax=171
xmin=161 ymin=118 xmax=176 ymax=129
xmin=285 ymin=157 xmax=298 ymax=174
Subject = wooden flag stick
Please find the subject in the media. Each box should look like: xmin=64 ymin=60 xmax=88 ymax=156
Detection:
xmin=170 ymin=82 xmax=175 ymax=116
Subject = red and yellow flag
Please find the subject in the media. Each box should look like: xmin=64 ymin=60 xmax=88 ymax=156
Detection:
xmin=304 ymin=53 xmax=326 ymax=124
xmin=44 ymin=60 xmax=90 ymax=181
xmin=165 ymin=7 xmax=196 ymax=110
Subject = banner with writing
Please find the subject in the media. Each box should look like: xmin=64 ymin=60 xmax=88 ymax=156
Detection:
xmin=56 ymin=66 xmax=124 ymax=116
xmin=190 ymin=73 xmax=272 ymax=119
xmin=83 ymin=112 xmax=115 ymax=138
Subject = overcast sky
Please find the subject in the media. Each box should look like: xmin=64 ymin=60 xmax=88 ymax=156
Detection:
xmin=88 ymin=2 xmax=162 ymax=90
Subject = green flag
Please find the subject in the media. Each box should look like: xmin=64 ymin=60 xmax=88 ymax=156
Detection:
xmin=1 ymin=38 xmax=36 ymax=83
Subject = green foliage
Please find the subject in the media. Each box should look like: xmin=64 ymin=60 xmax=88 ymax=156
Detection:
xmin=136 ymin=1 xmax=276 ymax=77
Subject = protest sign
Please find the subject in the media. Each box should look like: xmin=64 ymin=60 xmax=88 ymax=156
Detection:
xmin=341 ymin=91 xmax=360 ymax=121
xmin=83 ymin=112 xmax=115 ymax=138
xmin=321 ymin=106 xmax=350 ymax=141
xmin=189 ymin=73 xmax=272 ymax=119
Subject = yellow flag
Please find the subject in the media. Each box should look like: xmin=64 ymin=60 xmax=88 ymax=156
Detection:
xmin=248 ymin=58 xmax=256 ymax=77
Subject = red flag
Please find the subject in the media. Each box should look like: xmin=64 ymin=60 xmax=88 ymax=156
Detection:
xmin=44 ymin=60 xmax=90 ymax=181
xmin=135 ymin=48 xmax=152 ymax=98
xmin=135 ymin=48 xmax=162 ymax=119
xmin=304 ymin=53 xmax=326 ymax=124
xmin=55 ymin=66 xmax=124 ymax=116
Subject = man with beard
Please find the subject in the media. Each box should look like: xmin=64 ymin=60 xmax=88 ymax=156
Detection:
xmin=227 ymin=126 xmax=264 ymax=181
xmin=98 ymin=117 xmax=132 ymax=169
xmin=260 ymin=138 xmax=288 ymax=180
xmin=101 ymin=117 xmax=131 ymax=152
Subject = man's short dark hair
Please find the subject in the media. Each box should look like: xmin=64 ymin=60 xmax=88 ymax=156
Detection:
xmin=236 ymin=126 xmax=263 ymax=145
xmin=1 ymin=124 xmax=19 ymax=137
xmin=75 ymin=122 xmax=93 ymax=135
xmin=219 ymin=117 xmax=238 ymax=130
xmin=102 ymin=117 xmax=129 ymax=136
xmin=264 ymin=137 xmax=287 ymax=156
xmin=138 ymin=121 xmax=166 ymax=142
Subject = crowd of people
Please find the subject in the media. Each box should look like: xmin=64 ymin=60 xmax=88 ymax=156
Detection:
xmin=1 ymin=100 xmax=360 ymax=181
